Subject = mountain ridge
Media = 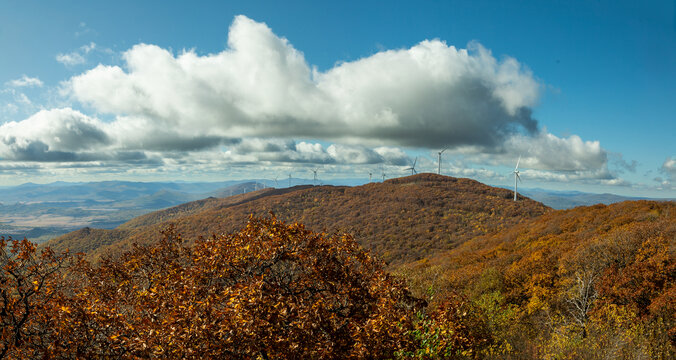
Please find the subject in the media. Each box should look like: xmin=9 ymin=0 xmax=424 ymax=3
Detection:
xmin=46 ymin=173 xmax=550 ymax=265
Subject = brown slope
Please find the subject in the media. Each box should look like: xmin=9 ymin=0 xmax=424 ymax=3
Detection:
xmin=45 ymin=186 xmax=310 ymax=255
xmin=398 ymin=200 xmax=675 ymax=357
xmin=47 ymin=174 xmax=550 ymax=265
xmin=44 ymin=227 xmax=130 ymax=255
xmin=400 ymin=200 xmax=675 ymax=311
xmin=117 ymin=185 xmax=313 ymax=230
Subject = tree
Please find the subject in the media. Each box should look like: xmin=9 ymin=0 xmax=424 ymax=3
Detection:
xmin=0 ymin=237 xmax=73 ymax=358
xmin=56 ymin=216 xmax=424 ymax=358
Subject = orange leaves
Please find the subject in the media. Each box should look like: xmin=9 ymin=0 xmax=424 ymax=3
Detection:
xmin=0 ymin=217 xmax=426 ymax=358
xmin=1 ymin=236 xmax=75 ymax=358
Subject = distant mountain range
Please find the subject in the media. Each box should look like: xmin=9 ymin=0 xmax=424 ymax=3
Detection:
xmin=517 ymin=188 xmax=671 ymax=209
xmin=0 ymin=180 xmax=267 ymax=241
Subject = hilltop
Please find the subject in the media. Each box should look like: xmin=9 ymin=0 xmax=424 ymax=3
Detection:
xmin=46 ymin=173 xmax=550 ymax=265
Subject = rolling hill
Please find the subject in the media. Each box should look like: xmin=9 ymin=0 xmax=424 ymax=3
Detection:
xmin=399 ymin=199 xmax=675 ymax=358
xmin=45 ymin=173 xmax=550 ymax=265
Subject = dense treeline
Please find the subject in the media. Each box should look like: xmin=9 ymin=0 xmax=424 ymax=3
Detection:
xmin=2 ymin=217 xmax=496 ymax=359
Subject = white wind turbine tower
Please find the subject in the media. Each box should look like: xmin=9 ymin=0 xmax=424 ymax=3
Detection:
xmin=405 ymin=157 xmax=418 ymax=175
xmin=311 ymin=168 xmax=319 ymax=186
xmin=513 ymin=156 xmax=522 ymax=201
xmin=288 ymin=173 xmax=292 ymax=188
xmin=438 ymin=148 xmax=448 ymax=175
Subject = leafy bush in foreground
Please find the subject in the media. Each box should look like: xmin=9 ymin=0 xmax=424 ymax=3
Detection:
xmin=3 ymin=217 xmax=496 ymax=359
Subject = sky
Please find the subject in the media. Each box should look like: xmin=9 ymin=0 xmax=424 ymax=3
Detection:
xmin=0 ymin=0 xmax=674 ymax=197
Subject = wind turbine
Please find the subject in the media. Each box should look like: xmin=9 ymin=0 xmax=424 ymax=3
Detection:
xmin=438 ymin=148 xmax=448 ymax=175
xmin=513 ymin=156 xmax=521 ymax=201
xmin=288 ymin=173 xmax=292 ymax=188
xmin=382 ymin=171 xmax=386 ymax=182
xmin=368 ymin=171 xmax=373 ymax=182
xmin=274 ymin=176 xmax=279 ymax=188
xmin=405 ymin=157 xmax=418 ymax=175
xmin=311 ymin=168 xmax=319 ymax=186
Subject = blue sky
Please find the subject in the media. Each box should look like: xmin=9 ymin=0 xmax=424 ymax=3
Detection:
xmin=0 ymin=0 xmax=674 ymax=197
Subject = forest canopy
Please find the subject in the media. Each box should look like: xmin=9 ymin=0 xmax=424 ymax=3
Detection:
xmin=1 ymin=217 xmax=493 ymax=359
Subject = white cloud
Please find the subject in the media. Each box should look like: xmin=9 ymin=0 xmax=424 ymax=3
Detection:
xmin=0 ymin=108 xmax=111 ymax=161
xmin=56 ymin=42 xmax=97 ymax=66
xmin=81 ymin=42 xmax=96 ymax=53
xmin=75 ymin=22 xmax=92 ymax=37
xmin=445 ymin=130 xmax=612 ymax=182
xmin=373 ymin=147 xmax=411 ymax=166
xmin=3 ymin=103 xmax=19 ymax=115
xmin=15 ymin=93 xmax=31 ymax=106
xmin=67 ymin=15 xmax=539 ymax=149
xmin=517 ymin=168 xmax=620 ymax=184
xmin=56 ymin=52 xmax=86 ymax=66
xmin=503 ymin=132 xmax=607 ymax=171
xmin=327 ymin=144 xmax=382 ymax=164
xmin=106 ymin=115 xmax=230 ymax=152
xmin=446 ymin=163 xmax=499 ymax=179
xmin=1 ymin=16 xmax=628 ymax=189
xmin=657 ymin=156 xmax=676 ymax=189
xmin=6 ymin=75 xmax=44 ymax=88
xmin=221 ymin=139 xmax=412 ymax=166
xmin=661 ymin=157 xmax=676 ymax=177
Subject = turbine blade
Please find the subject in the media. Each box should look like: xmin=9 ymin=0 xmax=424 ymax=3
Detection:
xmin=413 ymin=157 xmax=417 ymax=167
xmin=515 ymin=156 xmax=521 ymax=171
xmin=516 ymin=173 xmax=521 ymax=182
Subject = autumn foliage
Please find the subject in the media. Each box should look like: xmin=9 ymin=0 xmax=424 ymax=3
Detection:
xmin=2 ymin=216 xmax=500 ymax=359
xmin=67 ymin=217 xmax=426 ymax=358
xmin=0 ymin=237 xmax=74 ymax=358
xmin=47 ymin=174 xmax=549 ymax=266
xmin=401 ymin=200 xmax=675 ymax=358
xmin=8 ymin=177 xmax=675 ymax=358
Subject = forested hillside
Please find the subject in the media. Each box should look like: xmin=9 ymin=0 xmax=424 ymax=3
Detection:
xmin=47 ymin=174 xmax=549 ymax=265
xmin=400 ymin=200 xmax=675 ymax=358
xmin=7 ymin=177 xmax=675 ymax=358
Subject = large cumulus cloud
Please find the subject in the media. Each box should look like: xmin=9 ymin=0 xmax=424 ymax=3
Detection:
xmin=69 ymin=15 xmax=540 ymax=150
xmin=2 ymin=15 xmax=615 ymax=184
xmin=0 ymin=108 xmax=110 ymax=161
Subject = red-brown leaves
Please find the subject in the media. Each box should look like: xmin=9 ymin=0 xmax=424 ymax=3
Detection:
xmin=5 ymin=217 xmax=425 ymax=359
xmin=0 ymin=236 xmax=74 ymax=358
